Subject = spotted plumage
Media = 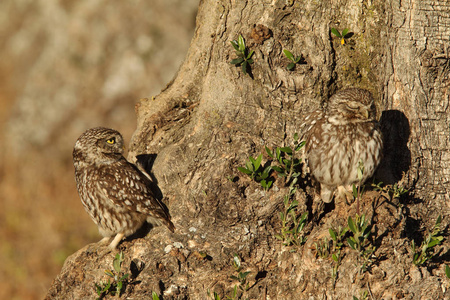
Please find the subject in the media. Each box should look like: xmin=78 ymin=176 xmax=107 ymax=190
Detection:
xmin=300 ymin=88 xmax=383 ymax=203
xmin=73 ymin=127 xmax=174 ymax=249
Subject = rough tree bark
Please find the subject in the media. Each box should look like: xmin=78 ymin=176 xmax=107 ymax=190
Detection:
xmin=47 ymin=0 xmax=450 ymax=299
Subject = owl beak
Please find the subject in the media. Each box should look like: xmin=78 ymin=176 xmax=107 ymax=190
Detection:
xmin=361 ymin=108 xmax=369 ymax=119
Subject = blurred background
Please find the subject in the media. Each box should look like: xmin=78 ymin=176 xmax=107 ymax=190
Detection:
xmin=0 ymin=1 xmax=199 ymax=298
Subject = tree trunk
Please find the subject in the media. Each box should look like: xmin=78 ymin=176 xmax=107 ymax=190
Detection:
xmin=47 ymin=0 xmax=450 ymax=299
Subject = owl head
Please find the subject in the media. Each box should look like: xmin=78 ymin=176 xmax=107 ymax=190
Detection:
xmin=327 ymin=88 xmax=376 ymax=124
xmin=73 ymin=127 xmax=125 ymax=166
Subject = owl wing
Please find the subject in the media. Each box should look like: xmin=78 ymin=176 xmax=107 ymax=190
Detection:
xmin=97 ymin=157 xmax=175 ymax=232
xmin=299 ymin=109 xmax=324 ymax=141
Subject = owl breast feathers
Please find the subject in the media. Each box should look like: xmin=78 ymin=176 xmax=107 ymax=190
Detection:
xmin=300 ymin=88 xmax=383 ymax=203
xmin=73 ymin=127 xmax=174 ymax=249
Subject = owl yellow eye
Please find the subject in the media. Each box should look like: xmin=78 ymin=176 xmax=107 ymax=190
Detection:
xmin=106 ymin=138 xmax=116 ymax=144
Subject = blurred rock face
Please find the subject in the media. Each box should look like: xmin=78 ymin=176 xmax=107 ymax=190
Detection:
xmin=0 ymin=1 xmax=198 ymax=299
xmin=2 ymin=0 xmax=198 ymax=155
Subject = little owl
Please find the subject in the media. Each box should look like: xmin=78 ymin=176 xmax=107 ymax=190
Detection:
xmin=73 ymin=127 xmax=175 ymax=249
xmin=301 ymin=88 xmax=383 ymax=203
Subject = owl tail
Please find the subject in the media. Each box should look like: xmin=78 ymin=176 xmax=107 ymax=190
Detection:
xmin=165 ymin=219 xmax=175 ymax=233
xmin=147 ymin=215 xmax=175 ymax=233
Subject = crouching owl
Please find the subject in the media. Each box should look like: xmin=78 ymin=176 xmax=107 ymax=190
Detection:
xmin=300 ymin=88 xmax=383 ymax=203
xmin=73 ymin=127 xmax=175 ymax=249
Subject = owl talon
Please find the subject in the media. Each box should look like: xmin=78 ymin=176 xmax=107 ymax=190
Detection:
xmin=99 ymin=237 xmax=110 ymax=244
xmin=108 ymin=233 xmax=125 ymax=249
xmin=320 ymin=187 xmax=334 ymax=203
xmin=337 ymin=186 xmax=354 ymax=205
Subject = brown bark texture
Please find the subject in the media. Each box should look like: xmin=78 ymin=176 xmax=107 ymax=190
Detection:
xmin=47 ymin=0 xmax=450 ymax=299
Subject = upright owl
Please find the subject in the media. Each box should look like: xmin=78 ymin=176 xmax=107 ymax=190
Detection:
xmin=73 ymin=127 xmax=175 ymax=249
xmin=301 ymin=88 xmax=383 ymax=203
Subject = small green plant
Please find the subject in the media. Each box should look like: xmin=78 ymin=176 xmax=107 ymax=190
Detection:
xmin=230 ymin=254 xmax=251 ymax=294
xmin=95 ymin=251 xmax=130 ymax=299
xmin=329 ymin=226 xmax=348 ymax=250
xmin=331 ymin=27 xmax=351 ymax=45
xmin=230 ymin=35 xmax=254 ymax=75
xmin=226 ymin=175 xmax=238 ymax=182
xmin=329 ymin=226 xmax=347 ymax=280
xmin=283 ymin=49 xmax=303 ymax=70
xmin=411 ymin=215 xmax=444 ymax=266
xmin=275 ymin=186 xmax=308 ymax=250
xmin=388 ymin=183 xmax=409 ymax=199
xmin=372 ymin=181 xmax=409 ymax=202
xmin=445 ymin=265 xmax=450 ymax=279
xmin=352 ymin=159 xmax=366 ymax=213
xmin=347 ymin=214 xmax=376 ymax=273
xmin=265 ymin=133 xmax=308 ymax=250
xmin=312 ymin=238 xmax=331 ymax=259
xmin=331 ymin=247 xmax=343 ymax=281
xmin=312 ymin=226 xmax=346 ymax=259
xmin=237 ymin=133 xmax=304 ymax=190
xmin=237 ymin=154 xmax=273 ymax=190
xmin=207 ymin=290 xmax=222 ymax=300
xmin=266 ymin=133 xmax=305 ymax=186
xmin=208 ymin=255 xmax=251 ymax=300
xmin=353 ymin=290 xmax=368 ymax=300
xmin=152 ymin=291 xmax=161 ymax=300
xmin=347 ymin=214 xmax=372 ymax=252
